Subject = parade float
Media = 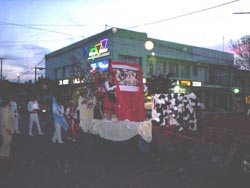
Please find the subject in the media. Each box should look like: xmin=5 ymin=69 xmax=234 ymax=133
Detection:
xmin=78 ymin=62 xmax=152 ymax=143
xmin=77 ymin=61 xmax=203 ymax=149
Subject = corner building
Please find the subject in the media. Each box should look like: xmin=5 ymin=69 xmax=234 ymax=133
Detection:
xmin=45 ymin=28 xmax=240 ymax=112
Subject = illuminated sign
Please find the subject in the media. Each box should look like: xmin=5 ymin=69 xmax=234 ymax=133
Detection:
xmin=84 ymin=38 xmax=110 ymax=60
xmin=246 ymin=96 xmax=250 ymax=104
xmin=73 ymin=78 xmax=84 ymax=84
xmin=90 ymin=60 xmax=109 ymax=72
xmin=192 ymin=81 xmax=202 ymax=87
xmin=180 ymin=80 xmax=191 ymax=86
xmin=58 ymin=79 xmax=69 ymax=85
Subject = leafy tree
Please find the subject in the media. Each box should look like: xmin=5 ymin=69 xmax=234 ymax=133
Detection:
xmin=229 ymin=35 xmax=250 ymax=70
xmin=147 ymin=73 xmax=175 ymax=95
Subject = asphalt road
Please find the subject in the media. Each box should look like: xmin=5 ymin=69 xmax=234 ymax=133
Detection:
xmin=0 ymin=113 xmax=249 ymax=188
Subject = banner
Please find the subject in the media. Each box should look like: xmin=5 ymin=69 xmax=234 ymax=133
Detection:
xmin=110 ymin=62 xmax=146 ymax=122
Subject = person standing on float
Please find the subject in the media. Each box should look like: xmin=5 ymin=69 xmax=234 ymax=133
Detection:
xmin=103 ymin=73 xmax=117 ymax=120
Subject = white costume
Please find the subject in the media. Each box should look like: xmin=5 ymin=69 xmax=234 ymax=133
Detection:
xmin=10 ymin=100 xmax=20 ymax=134
xmin=27 ymin=99 xmax=44 ymax=136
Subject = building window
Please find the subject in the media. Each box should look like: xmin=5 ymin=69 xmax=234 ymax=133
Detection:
xmin=193 ymin=65 xmax=198 ymax=80
xmin=54 ymin=68 xmax=58 ymax=80
xmin=180 ymin=64 xmax=190 ymax=79
xmin=169 ymin=63 xmax=178 ymax=77
xmin=147 ymin=60 xmax=154 ymax=76
xmin=208 ymin=68 xmax=229 ymax=86
xmin=156 ymin=62 xmax=165 ymax=76
xmin=62 ymin=67 xmax=66 ymax=78
xmin=118 ymin=55 xmax=142 ymax=67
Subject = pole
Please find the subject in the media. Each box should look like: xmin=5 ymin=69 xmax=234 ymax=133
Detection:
xmin=0 ymin=58 xmax=6 ymax=80
xmin=35 ymin=67 xmax=37 ymax=83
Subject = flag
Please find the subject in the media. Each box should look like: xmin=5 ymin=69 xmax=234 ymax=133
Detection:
xmin=53 ymin=96 xmax=68 ymax=131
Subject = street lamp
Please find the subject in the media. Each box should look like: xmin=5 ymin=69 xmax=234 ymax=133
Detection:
xmin=145 ymin=40 xmax=154 ymax=51
xmin=35 ymin=67 xmax=45 ymax=82
xmin=17 ymin=73 xmax=20 ymax=83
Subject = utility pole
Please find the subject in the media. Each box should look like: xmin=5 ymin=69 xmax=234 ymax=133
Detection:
xmin=0 ymin=57 xmax=6 ymax=80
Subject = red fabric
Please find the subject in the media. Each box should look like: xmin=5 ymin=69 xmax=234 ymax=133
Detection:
xmin=103 ymin=93 xmax=116 ymax=115
xmin=110 ymin=62 xmax=146 ymax=122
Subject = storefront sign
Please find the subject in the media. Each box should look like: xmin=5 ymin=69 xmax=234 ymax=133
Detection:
xmin=58 ymin=79 xmax=69 ymax=85
xmin=73 ymin=78 xmax=84 ymax=84
xmin=192 ymin=81 xmax=202 ymax=87
xmin=246 ymin=96 xmax=250 ymax=104
xmin=85 ymin=38 xmax=110 ymax=60
xmin=180 ymin=80 xmax=191 ymax=86
xmin=90 ymin=60 xmax=109 ymax=72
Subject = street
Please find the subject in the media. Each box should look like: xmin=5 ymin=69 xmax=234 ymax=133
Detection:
xmin=0 ymin=113 xmax=249 ymax=188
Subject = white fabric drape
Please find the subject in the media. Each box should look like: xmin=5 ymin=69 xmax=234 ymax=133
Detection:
xmin=79 ymin=118 xmax=152 ymax=142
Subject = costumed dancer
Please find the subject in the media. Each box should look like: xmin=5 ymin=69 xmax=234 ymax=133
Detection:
xmin=10 ymin=96 xmax=21 ymax=134
xmin=27 ymin=96 xmax=44 ymax=136
xmin=103 ymin=73 xmax=117 ymax=120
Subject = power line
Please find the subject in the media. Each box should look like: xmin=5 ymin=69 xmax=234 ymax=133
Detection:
xmin=233 ymin=12 xmax=250 ymax=14
xmin=0 ymin=24 xmax=90 ymax=27
xmin=0 ymin=37 xmax=82 ymax=44
xmin=128 ymin=0 xmax=239 ymax=29
xmin=0 ymin=21 xmax=85 ymax=37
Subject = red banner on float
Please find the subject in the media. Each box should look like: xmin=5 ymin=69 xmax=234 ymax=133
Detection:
xmin=110 ymin=62 xmax=146 ymax=122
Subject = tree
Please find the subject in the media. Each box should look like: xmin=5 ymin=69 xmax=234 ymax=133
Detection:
xmin=147 ymin=73 xmax=175 ymax=95
xmin=229 ymin=35 xmax=250 ymax=70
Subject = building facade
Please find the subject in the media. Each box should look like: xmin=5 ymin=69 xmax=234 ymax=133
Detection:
xmin=45 ymin=28 xmax=248 ymax=112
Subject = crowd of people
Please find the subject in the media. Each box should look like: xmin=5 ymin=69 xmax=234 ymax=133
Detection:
xmin=0 ymin=73 xmax=119 ymax=160
xmin=0 ymin=94 xmax=87 ymax=160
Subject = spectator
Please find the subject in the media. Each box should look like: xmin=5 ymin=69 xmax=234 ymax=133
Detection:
xmin=0 ymin=98 xmax=14 ymax=159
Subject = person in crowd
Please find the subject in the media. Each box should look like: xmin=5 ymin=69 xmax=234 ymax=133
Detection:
xmin=10 ymin=96 xmax=21 ymax=134
xmin=27 ymin=96 xmax=44 ymax=136
xmin=103 ymin=73 xmax=117 ymax=120
xmin=0 ymin=98 xmax=14 ymax=159
xmin=65 ymin=100 xmax=77 ymax=142
xmin=52 ymin=98 xmax=67 ymax=144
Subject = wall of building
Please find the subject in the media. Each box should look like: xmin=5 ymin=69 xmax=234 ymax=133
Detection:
xmin=45 ymin=28 xmax=245 ymax=112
